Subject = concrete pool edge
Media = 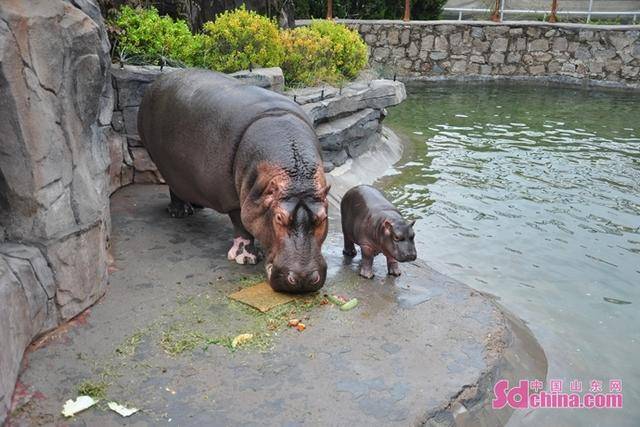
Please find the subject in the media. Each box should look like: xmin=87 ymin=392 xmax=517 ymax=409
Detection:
xmin=328 ymin=126 xmax=549 ymax=426
xmin=422 ymin=301 xmax=549 ymax=426
xmin=400 ymin=74 xmax=640 ymax=92
xmin=8 ymin=128 xmax=548 ymax=426
xmin=8 ymin=185 xmax=549 ymax=426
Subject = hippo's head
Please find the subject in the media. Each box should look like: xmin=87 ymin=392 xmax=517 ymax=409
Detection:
xmin=381 ymin=218 xmax=417 ymax=263
xmin=241 ymin=165 xmax=330 ymax=293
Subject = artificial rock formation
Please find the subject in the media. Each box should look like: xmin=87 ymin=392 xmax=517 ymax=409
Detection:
xmin=109 ymin=64 xmax=407 ymax=184
xmin=0 ymin=0 xmax=113 ymax=422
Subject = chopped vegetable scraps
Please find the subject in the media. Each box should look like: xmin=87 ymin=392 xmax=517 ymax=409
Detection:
xmin=325 ymin=294 xmax=346 ymax=306
xmin=61 ymin=396 xmax=98 ymax=417
xmin=108 ymin=402 xmax=139 ymax=417
xmin=231 ymin=333 xmax=254 ymax=348
xmin=288 ymin=319 xmax=300 ymax=327
xmin=339 ymin=298 xmax=359 ymax=311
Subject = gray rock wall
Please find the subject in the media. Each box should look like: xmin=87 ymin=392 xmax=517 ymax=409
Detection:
xmin=0 ymin=0 xmax=112 ymax=422
xmin=290 ymin=81 xmax=406 ymax=170
xmin=333 ymin=20 xmax=640 ymax=85
xmin=108 ymin=65 xmax=406 ymax=187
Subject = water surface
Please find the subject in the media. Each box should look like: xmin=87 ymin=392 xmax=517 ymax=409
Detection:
xmin=383 ymin=82 xmax=640 ymax=426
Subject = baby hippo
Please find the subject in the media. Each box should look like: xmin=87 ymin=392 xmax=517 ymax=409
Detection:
xmin=341 ymin=185 xmax=417 ymax=278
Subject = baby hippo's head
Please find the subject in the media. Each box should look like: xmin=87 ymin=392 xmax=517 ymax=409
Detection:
xmin=381 ymin=218 xmax=417 ymax=262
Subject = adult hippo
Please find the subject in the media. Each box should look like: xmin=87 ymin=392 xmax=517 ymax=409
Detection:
xmin=138 ymin=69 xmax=330 ymax=293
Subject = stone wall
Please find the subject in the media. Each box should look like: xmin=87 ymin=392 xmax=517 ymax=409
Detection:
xmin=108 ymin=65 xmax=406 ymax=189
xmin=0 ymin=0 xmax=113 ymax=423
xmin=331 ymin=20 xmax=640 ymax=86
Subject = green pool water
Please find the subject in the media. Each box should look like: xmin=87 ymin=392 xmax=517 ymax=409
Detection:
xmin=383 ymin=82 xmax=639 ymax=426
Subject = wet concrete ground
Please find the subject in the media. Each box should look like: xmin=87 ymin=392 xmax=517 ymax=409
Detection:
xmin=8 ymin=185 xmax=546 ymax=426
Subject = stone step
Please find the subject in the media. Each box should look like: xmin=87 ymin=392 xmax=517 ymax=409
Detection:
xmin=301 ymin=79 xmax=406 ymax=124
xmin=316 ymin=108 xmax=382 ymax=151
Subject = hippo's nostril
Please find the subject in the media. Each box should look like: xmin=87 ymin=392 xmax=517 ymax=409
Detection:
xmin=310 ymin=270 xmax=320 ymax=284
xmin=287 ymin=271 xmax=296 ymax=286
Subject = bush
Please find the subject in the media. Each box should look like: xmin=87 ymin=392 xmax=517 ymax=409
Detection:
xmin=280 ymin=27 xmax=340 ymax=86
xmin=307 ymin=20 xmax=368 ymax=80
xmin=198 ymin=5 xmax=284 ymax=73
xmin=110 ymin=6 xmax=370 ymax=86
xmin=110 ymin=6 xmax=198 ymax=66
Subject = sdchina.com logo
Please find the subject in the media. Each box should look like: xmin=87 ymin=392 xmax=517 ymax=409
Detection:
xmin=492 ymin=379 xmax=623 ymax=409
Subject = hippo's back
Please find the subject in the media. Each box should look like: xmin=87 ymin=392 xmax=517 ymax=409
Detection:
xmin=138 ymin=69 xmax=309 ymax=212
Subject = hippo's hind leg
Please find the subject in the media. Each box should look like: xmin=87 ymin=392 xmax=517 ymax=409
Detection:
xmin=343 ymin=235 xmax=357 ymax=258
xmin=167 ymin=189 xmax=194 ymax=218
xmin=227 ymin=210 xmax=260 ymax=265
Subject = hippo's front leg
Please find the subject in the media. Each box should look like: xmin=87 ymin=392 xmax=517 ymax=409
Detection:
xmin=359 ymin=246 xmax=375 ymax=279
xmin=386 ymin=256 xmax=401 ymax=276
xmin=227 ymin=210 xmax=260 ymax=265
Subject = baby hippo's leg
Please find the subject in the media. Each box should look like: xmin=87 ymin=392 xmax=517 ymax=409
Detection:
xmin=359 ymin=247 xmax=375 ymax=279
xmin=386 ymin=256 xmax=401 ymax=276
xmin=343 ymin=235 xmax=357 ymax=257
xmin=227 ymin=210 xmax=260 ymax=265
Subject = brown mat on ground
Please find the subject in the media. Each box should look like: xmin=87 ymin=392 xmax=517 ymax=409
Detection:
xmin=229 ymin=282 xmax=297 ymax=312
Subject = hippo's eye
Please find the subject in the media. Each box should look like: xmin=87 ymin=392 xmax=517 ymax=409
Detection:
xmin=393 ymin=235 xmax=403 ymax=242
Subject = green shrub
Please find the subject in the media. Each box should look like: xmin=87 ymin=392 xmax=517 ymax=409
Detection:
xmin=110 ymin=5 xmax=198 ymax=66
xmin=280 ymin=27 xmax=341 ymax=86
xmin=110 ymin=5 xmax=371 ymax=86
xmin=307 ymin=20 xmax=368 ymax=79
xmin=198 ymin=6 xmax=284 ymax=73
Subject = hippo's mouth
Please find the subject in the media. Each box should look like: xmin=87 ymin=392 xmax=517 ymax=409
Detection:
xmin=264 ymin=261 xmax=325 ymax=293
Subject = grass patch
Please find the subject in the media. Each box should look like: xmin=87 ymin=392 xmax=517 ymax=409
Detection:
xmin=77 ymin=379 xmax=109 ymax=400
xmin=159 ymin=326 xmax=208 ymax=356
xmin=204 ymin=336 xmax=235 ymax=351
xmin=235 ymin=274 xmax=266 ymax=289
xmin=157 ymin=289 xmax=326 ymax=355
xmin=226 ymin=292 xmax=326 ymax=350
xmin=115 ymin=330 xmax=146 ymax=357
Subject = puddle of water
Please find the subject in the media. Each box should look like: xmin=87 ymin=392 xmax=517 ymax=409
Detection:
xmin=383 ymin=81 xmax=640 ymax=426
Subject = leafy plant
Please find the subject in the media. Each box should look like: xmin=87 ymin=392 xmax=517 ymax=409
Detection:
xmin=280 ymin=27 xmax=341 ymax=86
xmin=198 ymin=5 xmax=284 ymax=72
xmin=109 ymin=5 xmax=371 ymax=85
xmin=109 ymin=5 xmax=199 ymax=66
xmin=308 ymin=20 xmax=368 ymax=79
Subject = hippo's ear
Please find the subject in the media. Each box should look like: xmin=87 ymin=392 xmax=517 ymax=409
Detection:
xmin=383 ymin=219 xmax=393 ymax=236
xmin=408 ymin=219 xmax=416 ymax=228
